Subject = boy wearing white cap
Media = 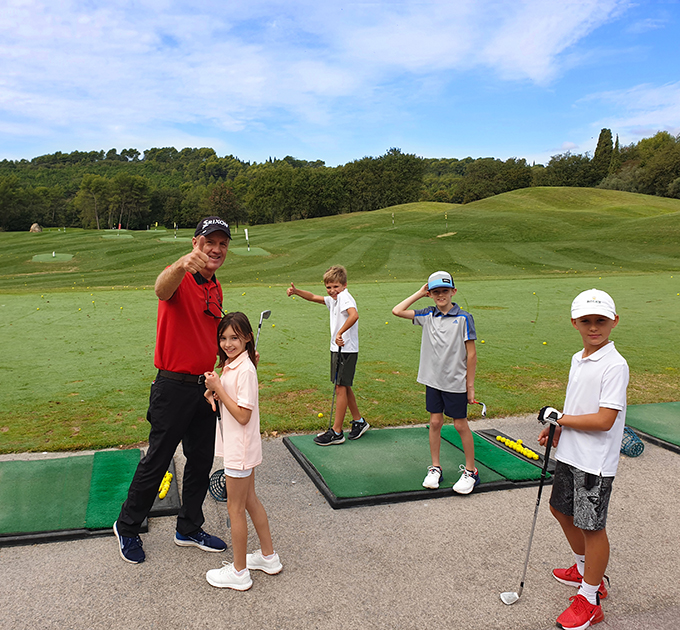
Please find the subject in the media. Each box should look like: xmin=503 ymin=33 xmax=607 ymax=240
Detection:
xmin=392 ymin=271 xmax=479 ymax=494
xmin=537 ymin=289 xmax=629 ymax=630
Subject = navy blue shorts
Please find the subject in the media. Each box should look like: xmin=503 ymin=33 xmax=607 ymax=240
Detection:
xmin=425 ymin=387 xmax=467 ymax=419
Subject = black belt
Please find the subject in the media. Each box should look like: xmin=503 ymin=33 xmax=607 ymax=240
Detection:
xmin=158 ymin=370 xmax=206 ymax=385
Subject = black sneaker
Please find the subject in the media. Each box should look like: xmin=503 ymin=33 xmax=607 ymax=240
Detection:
xmin=114 ymin=520 xmax=145 ymax=564
xmin=314 ymin=428 xmax=345 ymax=446
xmin=348 ymin=418 xmax=370 ymax=440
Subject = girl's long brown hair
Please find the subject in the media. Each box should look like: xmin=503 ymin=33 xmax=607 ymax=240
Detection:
xmin=216 ymin=312 xmax=257 ymax=369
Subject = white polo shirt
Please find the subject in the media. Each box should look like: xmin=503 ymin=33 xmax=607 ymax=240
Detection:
xmin=556 ymin=341 xmax=629 ymax=477
xmin=215 ymin=351 xmax=262 ymax=470
xmin=413 ymin=303 xmax=476 ymax=393
xmin=325 ymin=289 xmax=359 ymax=352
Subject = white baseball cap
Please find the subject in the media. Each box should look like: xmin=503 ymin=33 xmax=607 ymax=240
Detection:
xmin=571 ymin=289 xmax=617 ymax=320
xmin=427 ymin=271 xmax=455 ymax=290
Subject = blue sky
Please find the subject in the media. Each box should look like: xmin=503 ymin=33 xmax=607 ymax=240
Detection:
xmin=1 ymin=0 xmax=679 ymax=166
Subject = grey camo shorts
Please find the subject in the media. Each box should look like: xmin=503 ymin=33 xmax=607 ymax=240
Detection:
xmin=549 ymin=461 xmax=615 ymax=531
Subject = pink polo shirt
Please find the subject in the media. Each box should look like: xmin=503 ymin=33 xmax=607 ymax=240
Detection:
xmin=215 ymin=351 xmax=262 ymax=470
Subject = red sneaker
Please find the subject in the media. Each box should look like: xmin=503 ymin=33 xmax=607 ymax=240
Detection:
xmin=552 ymin=564 xmax=609 ymax=599
xmin=556 ymin=594 xmax=604 ymax=630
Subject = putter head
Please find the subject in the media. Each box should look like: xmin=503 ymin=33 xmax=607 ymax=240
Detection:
xmin=500 ymin=591 xmax=519 ymax=605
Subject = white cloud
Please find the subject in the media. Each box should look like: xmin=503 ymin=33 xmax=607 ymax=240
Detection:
xmin=0 ymin=0 xmax=640 ymax=160
xmin=479 ymin=0 xmax=631 ymax=83
xmin=586 ymin=82 xmax=680 ymax=141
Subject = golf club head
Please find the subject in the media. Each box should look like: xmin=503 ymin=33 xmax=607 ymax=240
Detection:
xmin=260 ymin=309 xmax=271 ymax=322
xmin=500 ymin=591 xmax=519 ymax=605
xmin=473 ymin=400 xmax=487 ymax=417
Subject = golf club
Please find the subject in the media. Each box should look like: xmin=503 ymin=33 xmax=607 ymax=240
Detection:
xmin=254 ymin=309 xmax=271 ymax=351
xmin=500 ymin=421 xmax=556 ymax=605
xmin=472 ymin=399 xmax=487 ymax=417
xmin=323 ymin=346 xmax=342 ymax=433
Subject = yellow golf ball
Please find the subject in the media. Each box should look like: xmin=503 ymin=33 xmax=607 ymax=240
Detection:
xmin=318 ymin=412 xmax=324 ymax=418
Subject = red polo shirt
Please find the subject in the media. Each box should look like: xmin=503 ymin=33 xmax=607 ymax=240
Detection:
xmin=154 ymin=272 xmax=223 ymax=375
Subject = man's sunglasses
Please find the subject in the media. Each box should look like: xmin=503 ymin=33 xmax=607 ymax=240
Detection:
xmin=204 ymin=288 xmax=226 ymax=319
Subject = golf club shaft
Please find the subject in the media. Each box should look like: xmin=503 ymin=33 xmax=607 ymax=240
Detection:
xmin=327 ymin=347 xmax=341 ymax=431
xmin=254 ymin=310 xmax=271 ymax=351
xmin=515 ymin=422 xmax=556 ymax=597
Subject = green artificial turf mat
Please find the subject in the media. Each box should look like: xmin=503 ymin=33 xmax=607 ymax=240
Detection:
xmin=0 ymin=454 xmax=94 ymax=535
xmin=626 ymin=402 xmax=680 ymax=451
xmin=0 ymin=449 xmax=180 ymax=544
xmin=285 ymin=427 xmax=504 ymax=504
xmin=441 ymin=426 xmax=546 ymax=481
xmin=85 ymin=449 xmax=144 ymax=529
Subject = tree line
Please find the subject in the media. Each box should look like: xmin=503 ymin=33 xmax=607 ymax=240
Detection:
xmin=1 ymin=130 xmax=679 ymax=232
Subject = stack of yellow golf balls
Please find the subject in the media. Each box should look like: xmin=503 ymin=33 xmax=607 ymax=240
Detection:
xmin=158 ymin=471 xmax=173 ymax=499
xmin=496 ymin=435 xmax=539 ymax=460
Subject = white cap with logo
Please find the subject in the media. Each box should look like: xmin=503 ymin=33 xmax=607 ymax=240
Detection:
xmin=571 ymin=289 xmax=617 ymax=320
xmin=427 ymin=271 xmax=455 ymax=291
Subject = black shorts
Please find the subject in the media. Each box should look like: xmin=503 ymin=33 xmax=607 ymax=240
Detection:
xmin=330 ymin=351 xmax=357 ymax=387
xmin=425 ymin=387 xmax=468 ymax=419
xmin=549 ymin=461 xmax=615 ymax=531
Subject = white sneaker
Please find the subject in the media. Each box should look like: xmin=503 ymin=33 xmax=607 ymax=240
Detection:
xmin=452 ymin=465 xmax=480 ymax=495
xmin=246 ymin=550 xmax=283 ymax=574
xmin=206 ymin=562 xmax=253 ymax=590
xmin=422 ymin=465 xmax=443 ymax=489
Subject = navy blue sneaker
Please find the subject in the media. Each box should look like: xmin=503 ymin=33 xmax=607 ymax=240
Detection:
xmin=174 ymin=529 xmax=227 ymax=552
xmin=113 ymin=521 xmax=145 ymax=564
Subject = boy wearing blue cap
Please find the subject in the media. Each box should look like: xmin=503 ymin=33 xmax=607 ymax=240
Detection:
xmin=392 ymin=271 xmax=479 ymax=494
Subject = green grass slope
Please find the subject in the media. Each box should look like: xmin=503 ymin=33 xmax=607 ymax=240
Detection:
xmin=1 ymin=188 xmax=679 ymax=293
xmin=1 ymin=188 xmax=679 ymax=452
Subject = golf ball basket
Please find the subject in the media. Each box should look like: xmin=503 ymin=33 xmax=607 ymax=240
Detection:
xmin=209 ymin=469 xmax=227 ymax=502
xmin=620 ymin=426 xmax=644 ymax=457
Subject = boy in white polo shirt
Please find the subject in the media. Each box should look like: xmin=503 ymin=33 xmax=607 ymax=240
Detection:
xmin=287 ymin=265 xmax=369 ymax=446
xmin=537 ymin=289 xmax=629 ymax=630
xmin=392 ymin=271 xmax=479 ymax=494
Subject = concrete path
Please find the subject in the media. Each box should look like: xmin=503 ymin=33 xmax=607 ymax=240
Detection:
xmin=1 ymin=415 xmax=678 ymax=630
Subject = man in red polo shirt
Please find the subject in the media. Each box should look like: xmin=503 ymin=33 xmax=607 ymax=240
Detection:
xmin=114 ymin=217 xmax=231 ymax=564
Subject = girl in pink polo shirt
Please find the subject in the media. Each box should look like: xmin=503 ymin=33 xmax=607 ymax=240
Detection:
xmin=203 ymin=312 xmax=282 ymax=591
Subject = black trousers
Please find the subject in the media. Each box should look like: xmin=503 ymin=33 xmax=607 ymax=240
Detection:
xmin=116 ymin=375 xmax=217 ymax=537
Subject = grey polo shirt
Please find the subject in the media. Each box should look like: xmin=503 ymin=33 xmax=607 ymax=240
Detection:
xmin=413 ymin=303 xmax=476 ymax=393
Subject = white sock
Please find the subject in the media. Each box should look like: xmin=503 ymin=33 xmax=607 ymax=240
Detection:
xmin=263 ymin=552 xmax=276 ymax=560
xmin=234 ymin=567 xmax=248 ymax=576
xmin=574 ymin=553 xmax=586 ymax=577
xmin=578 ymin=580 xmax=600 ymax=605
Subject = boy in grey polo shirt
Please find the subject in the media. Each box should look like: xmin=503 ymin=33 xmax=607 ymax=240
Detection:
xmin=392 ymin=271 xmax=479 ymax=494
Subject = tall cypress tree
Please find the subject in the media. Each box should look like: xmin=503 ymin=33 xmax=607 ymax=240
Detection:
xmin=591 ymin=128 xmax=613 ymax=184
xmin=608 ymin=134 xmax=622 ymax=176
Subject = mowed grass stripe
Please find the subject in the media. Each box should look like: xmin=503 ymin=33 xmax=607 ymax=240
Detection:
xmin=1 ymin=187 xmax=678 ymax=452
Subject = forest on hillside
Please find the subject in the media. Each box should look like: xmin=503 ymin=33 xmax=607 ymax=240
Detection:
xmin=1 ymin=129 xmax=679 ymax=232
